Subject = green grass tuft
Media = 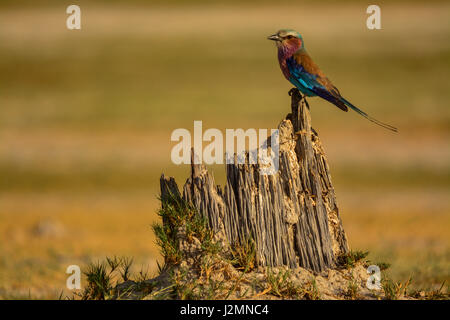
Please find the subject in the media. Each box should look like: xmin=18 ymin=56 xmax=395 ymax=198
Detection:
xmin=382 ymin=277 xmax=411 ymax=300
xmin=152 ymin=191 xmax=221 ymax=269
xmin=409 ymin=281 xmax=449 ymax=300
xmin=81 ymin=256 xmax=138 ymax=300
xmin=264 ymin=269 xmax=320 ymax=300
xmin=337 ymin=250 xmax=369 ymax=269
xmin=229 ymin=236 xmax=256 ymax=272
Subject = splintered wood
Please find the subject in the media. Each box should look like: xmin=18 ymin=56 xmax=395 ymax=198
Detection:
xmin=160 ymin=89 xmax=348 ymax=272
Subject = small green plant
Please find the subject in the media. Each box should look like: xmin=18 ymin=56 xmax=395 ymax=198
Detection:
xmin=409 ymin=281 xmax=449 ymax=300
xmin=172 ymin=266 xmax=230 ymax=300
xmin=337 ymin=250 xmax=369 ymax=269
xmin=264 ymin=269 xmax=316 ymax=299
xmin=374 ymin=262 xmax=391 ymax=271
xmin=230 ymin=237 xmax=256 ymax=272
xmin=197 ymin=255 xmax=216 ymax=280
xmin=203 ymin=278 xmax=227 ymax=300
xmin=118 ymin=257 xmax=133 ymax=282
xmin=81 ymin=256 xmax=137 ymax=300
xmin=152 ymin=191 xmax=220 ymax=268
xmin=82 ymin=261 xmax=112 ymax=300
xmin=169 ymin=267 xmax=204 ymax=300
xmin=265 ymin=268 xmax=290 ymax=297
xmin=382 ymin=277 xmax=411 ymax=300
xmin=344 ymin=275 xmax=359 ymax=300
xmin=224 ymin=266 xmax=248 ymax=299
xmin=302 ymin=277 xmax=321 ymax=300
xmin=136 ymin=265 xmax=150 ymax=282
xmin=145 ymin=285 xmax=175 ymax=300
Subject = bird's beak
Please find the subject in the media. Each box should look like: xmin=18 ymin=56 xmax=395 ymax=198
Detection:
xmin=267 ymin=34 xmax=281 ymax=42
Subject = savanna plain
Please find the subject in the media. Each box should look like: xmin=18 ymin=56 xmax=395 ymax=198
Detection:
xmin=0 ymin=0 xmax=449 ymax=299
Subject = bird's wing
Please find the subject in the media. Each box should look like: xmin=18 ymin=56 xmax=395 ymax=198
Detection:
xmin=287 ymin=50 xmax=348 ymax=112
xmin=289 ymin=50 xmax=398 ymax=132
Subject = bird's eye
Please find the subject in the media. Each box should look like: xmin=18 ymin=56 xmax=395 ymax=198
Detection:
xmin=287 ymin=35 xmax=293 ymax=39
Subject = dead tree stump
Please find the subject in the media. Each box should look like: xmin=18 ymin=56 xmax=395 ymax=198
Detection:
xmin=160 ymin=89 xmax=349 ymax=272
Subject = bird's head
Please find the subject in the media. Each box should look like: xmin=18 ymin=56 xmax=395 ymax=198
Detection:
xmin=267 ymin=29 xmax=304 ymax=51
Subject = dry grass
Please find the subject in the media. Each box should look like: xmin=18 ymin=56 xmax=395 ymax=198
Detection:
xmin=0 ymin=193 xmax=161 ymax=299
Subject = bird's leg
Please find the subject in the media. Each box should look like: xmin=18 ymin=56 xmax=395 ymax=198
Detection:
xmin=287 ymin=87 xmax=316 ymax=139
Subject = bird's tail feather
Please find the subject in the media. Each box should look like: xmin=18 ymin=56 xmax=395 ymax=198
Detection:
xmin=340 ymin=97 xmax=398 ymax=133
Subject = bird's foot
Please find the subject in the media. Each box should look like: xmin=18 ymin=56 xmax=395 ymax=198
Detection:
xmin=288 ymin=88 xmax=299 ymax=96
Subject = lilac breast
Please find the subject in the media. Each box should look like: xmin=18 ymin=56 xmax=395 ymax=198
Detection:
xmin=277 ymin=44 xmax=298 ymax=80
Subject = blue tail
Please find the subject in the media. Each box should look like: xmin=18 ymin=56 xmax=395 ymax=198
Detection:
xmin=340 ymin=97 xmax=398 ymax=133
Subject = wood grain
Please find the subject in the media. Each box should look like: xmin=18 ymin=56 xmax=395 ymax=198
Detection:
xmin=160 ymin=89 xmax=348 ymax=272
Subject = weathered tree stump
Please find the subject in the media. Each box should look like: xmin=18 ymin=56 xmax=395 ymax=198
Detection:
xmin=160 ymin=89 xmax=349 ymax=272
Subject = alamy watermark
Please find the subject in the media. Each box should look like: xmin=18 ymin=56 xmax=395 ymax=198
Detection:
xmin=66 ymin=5 xmax=81 ymax=30
xmin=66 ymin=5 xmax=381 ymax=31
xmin=366 ymin=5 xmax=381 ymax=30
xmin=170 ymin=121 xmax=280 ymax=175
xmin=66 ymin=265 xmax=81 ymax=290
xmin=366 ymin=265 xmax=382 ymax=290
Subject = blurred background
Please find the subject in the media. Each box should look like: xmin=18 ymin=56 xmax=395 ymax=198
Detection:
xmin=0 ymin=0 xmax=449 ymax=298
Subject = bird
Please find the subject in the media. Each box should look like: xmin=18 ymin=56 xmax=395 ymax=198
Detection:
xmin=268 ymin=29 xmax=397 ymax=132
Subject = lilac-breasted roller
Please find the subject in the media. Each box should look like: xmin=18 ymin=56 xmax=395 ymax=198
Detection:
xmin=268 ymin=29 xmax=397 ymax=132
